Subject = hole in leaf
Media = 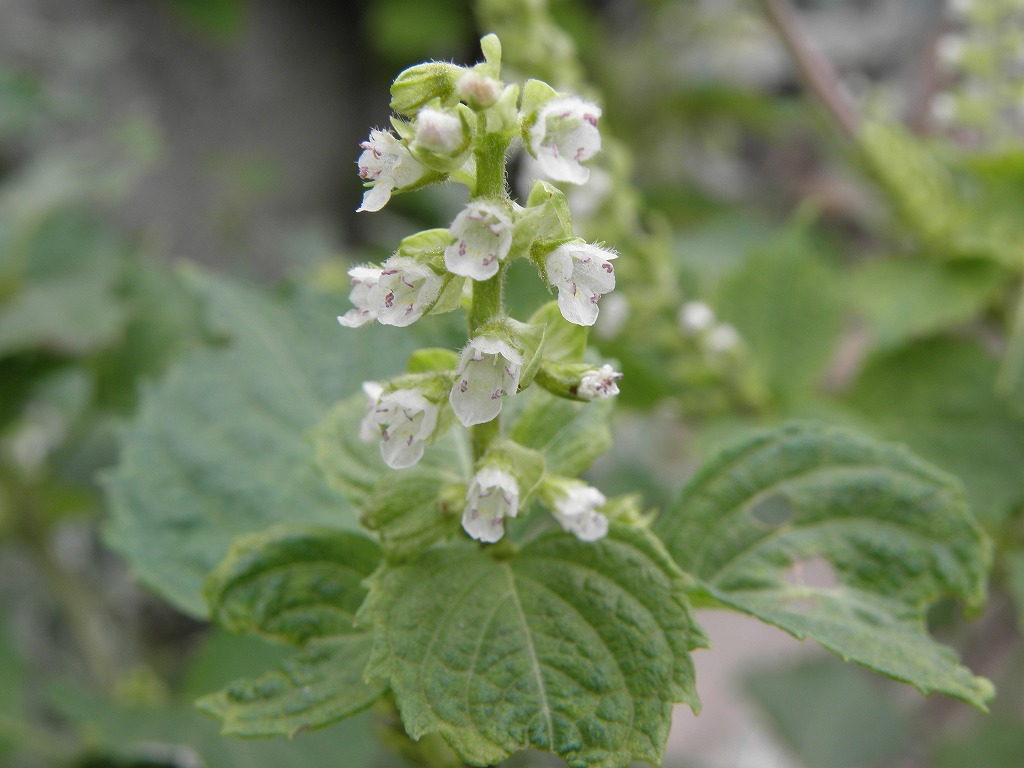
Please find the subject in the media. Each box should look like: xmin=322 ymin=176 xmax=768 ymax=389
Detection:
xmin=786 ymin=555 xmax=839 ymax=590
xmin=749 ymin=494 xmax=793 ymax=528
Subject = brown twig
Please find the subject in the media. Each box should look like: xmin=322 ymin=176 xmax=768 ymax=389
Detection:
xmin=756 ymin=0 xmax=861 ymax=141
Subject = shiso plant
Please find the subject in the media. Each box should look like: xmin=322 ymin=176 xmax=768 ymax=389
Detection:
xmin=159 ymin=34 xmax=998 ymax=768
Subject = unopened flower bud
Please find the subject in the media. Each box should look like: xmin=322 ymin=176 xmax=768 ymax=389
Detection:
xmin=390 ymin=62 xmax=463 ymax=117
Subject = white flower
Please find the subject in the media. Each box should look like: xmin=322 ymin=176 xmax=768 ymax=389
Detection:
xmin=463 ymin=467 xmax=519 ymax=543
xmin=936 ymin=34 xmax=966 ymax=68
xmin=456 ymin=70 xmax=502 ymax=108
xmin=414 ymin=108 xmax=465 ymax=156
xmin=375 ymin=256 xmax=444 ymax=327
xmin=706 ymin=323 xmax=740 ymax=353
xmin=678 ymin=301 xmax=714 ymax=336
xmin=578 ymin=364 xmax=622 ymax=400
xmin=529 ymin=97 xmax=602 ymax=184
xmin=337 ymin=266 xmax=383 ymax=328
xmin=551 ymin=484 xmax=608 ymax=542
xmin=357 ymin=129 xmax=427 ymax=213
xmin=444 ymin=202 xmax=513 ymax=280
xmin=365 ymin=388 xmax=439 ymax=469
xmin=544 ymin=242 xmax=617 ymax=326
xmin=449 ymin=335 xmax=522 ymax=427
xmin=358 ymin=381 xmax=384 ymax=442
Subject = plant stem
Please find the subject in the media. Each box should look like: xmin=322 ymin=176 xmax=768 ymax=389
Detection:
xmin=11 ymin=481 xmax=118 ymax=694
xmin=468 ymin=119 xmax=512 ymax=462
xmin=756 ymin=0 xmax=860 ymax=140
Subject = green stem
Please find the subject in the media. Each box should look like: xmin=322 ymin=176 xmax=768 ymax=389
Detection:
xmin=8 ymin=477 xmax=118 ymax=694
xmin=467 ymin=118 xmax=513 ymax=462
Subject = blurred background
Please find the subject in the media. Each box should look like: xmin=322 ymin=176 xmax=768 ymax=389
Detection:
xmin=2 ymin=1 xmax=1023 ymax=767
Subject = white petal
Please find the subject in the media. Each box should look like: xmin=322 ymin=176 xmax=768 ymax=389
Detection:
xmin=337 ymin=309 xmax=375 ymax=328
xmin=449 ymin=336 xmax=522 ymax=427
xmin=357 ymin=182 xmax=393 ymax=213
xmin=444 ymin=202 xmax=513 ymax=281
xmin=462 ymin=467 xmax=519 ymax=543
xmin=529 ymin=97 xmax=602 ymax=185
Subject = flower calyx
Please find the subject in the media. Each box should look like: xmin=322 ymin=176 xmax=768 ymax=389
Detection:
xmin=534 ymin=360 xmax=623 ymax=402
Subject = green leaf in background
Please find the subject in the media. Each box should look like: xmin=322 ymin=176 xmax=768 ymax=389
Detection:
xmin=937 ymin=720 xmax=1024 ymax=768
xmin=50 ymin=632 xmax=384 ymax=768
xmin=654 ymin=422 xmax=994 ymax=708
xmin=363 ymin=525 xmax=706 ymax=768
xmin=203 ymin=525 xmax=380 ymax=645
xmin=745 ymin=657 xmax=909 ymax=768
xmin=0 ymin=217 xmax=128 ymax=359
xmin=849 ymin=257 xmax=1007 ymax=349
xmin=1005 ymin=550 xmax=1024 ymax=635
xmin=104 ymin=270 xmax=421 ymax=617
xmin=508 ymin=389 xmax=613 ymax=477
xmin=846 ymin=338 xmax=1024 ymax=525
xmin=197 ymin=635 xmax=386 ymax=738
xmin=164 ymin=0 xmax=248 ymax=41
xmin=714 ymin=224 xmax=844 ymax=402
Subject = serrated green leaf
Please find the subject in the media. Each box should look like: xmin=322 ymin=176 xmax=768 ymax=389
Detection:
xmin=203 ymin=525 xmax=380 ymax=645
xmin=654 ymin=422 xmax=994 ymax=709
xmin=714 ymin=225 xmax=843 ymax=401
xmin=849 ymin=258 xmax=1006 ymax=349
xmin=509 ymin=389 xmax=612 ymax=477
xmin=362 ymin=469 xmax=461 ymax=561
xmin=197 ymin=635 xmax=386 ymax=738
xmin=846 ymin=338 xmax=1024 ymax=524
xmin=362 ymin=525 xmax=706 ymax=768
xmin=104 ymin=271 xmax=421 ymax=617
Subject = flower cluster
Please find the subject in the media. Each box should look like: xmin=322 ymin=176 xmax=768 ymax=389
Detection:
xmin=342 ymin=36 xmax=623 ymax=545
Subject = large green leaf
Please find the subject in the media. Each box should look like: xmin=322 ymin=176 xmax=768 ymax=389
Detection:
xmin=197 ymin=635 xmax=386 ymax=738
xmin=203 ymin=525 xmax=380 ymax=645
xmin=654 ymin=422 xmax=993 ymax=709
xmin=200 ymin=526 xmax=387 ymax=736
xmin=848 ymin=257 xmax=1006 ymax=349
xmin=846 ymin=338 xmax=1024 ymax=524
xmin=363 ymin=525 xmax=706 ymax=768
xmin=714 ymin=225 xmax=844 ymax=401
xmin=104 ymin=270 xmax=420 ymax=616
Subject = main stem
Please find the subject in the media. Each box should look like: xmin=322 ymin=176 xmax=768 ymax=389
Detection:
xmin=468 ymin=125 xmax=511 ymax=462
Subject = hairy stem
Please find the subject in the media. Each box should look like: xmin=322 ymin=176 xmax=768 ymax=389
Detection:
xmin=468 ymin=118 xmax=512 ymax=462
xmin=757 ymin=0 xmax=860 ymax=140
